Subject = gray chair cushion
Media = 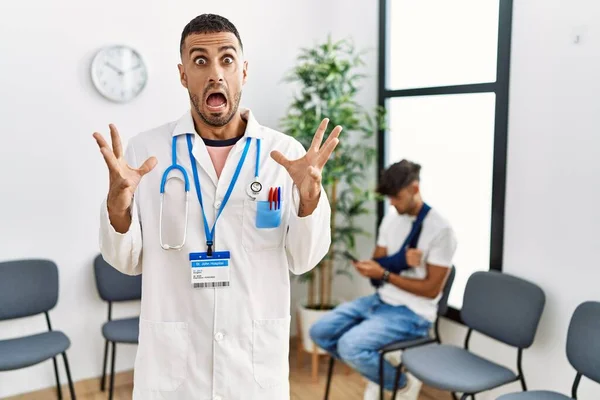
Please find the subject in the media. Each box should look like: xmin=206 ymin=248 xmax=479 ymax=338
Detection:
xmin=497 ymin=391 xmax=572 ymax=400
xmin=567 ymin=301 xmax=600 ymax=383
xmin=102 ymin=317 xmax=139 ymax=343
xmin=0 ymin=331 xmax=70 ymax=371
xmin=402 ymin=344 xmax=517 ymax=393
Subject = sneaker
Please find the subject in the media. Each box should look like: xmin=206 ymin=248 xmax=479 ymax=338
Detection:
xmin=384 ymin=350 xmax=403 ymax=367
xmin=363 ymin=372 xmax=422 ymax=400
xmin=363 ymin=380 xmax=389 ymax=400
xmin=395 ymin=372 xmax=423 ymax=400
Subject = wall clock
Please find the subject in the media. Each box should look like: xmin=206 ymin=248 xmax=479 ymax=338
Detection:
xmin=91 ymin=45 xmax=148 ymax=103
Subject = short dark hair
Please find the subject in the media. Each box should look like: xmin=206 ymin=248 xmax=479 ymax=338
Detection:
xmin=180 ymin=14 xmax=243 ymax=55
xmin=376 ymin=159 xmax=421 ymax=196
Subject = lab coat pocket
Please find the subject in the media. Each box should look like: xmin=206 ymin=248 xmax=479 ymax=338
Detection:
xmin=255 ymin=201 xmax=283 ymax=228
xmin=242 ymin=199 xmax=285 ymax=251
xmin=252 ymin=316 xmax=291 ymax=389
xmin=134 ymin=318 xmax=189 ymax=392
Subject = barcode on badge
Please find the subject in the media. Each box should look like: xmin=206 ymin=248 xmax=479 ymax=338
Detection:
xmin=193 ymin=282 xmax=230 ymax=288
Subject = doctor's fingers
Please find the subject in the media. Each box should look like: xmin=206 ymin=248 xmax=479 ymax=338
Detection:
xmin=98 ymin=145 xmax=121 ymax=176
xmin=316 ymin=132 xmax=341 ymax=168
xmin=94 ymin=132 xmax=119 ymax=166
xmin=109 ymin=124 xmax=124 ymax=158
xmin=307 ymin=166 xmax=321 ymax=183
xmin=136 ymin=156 xmax=158 ymax=177
xmin=93 ymin=131 xmax=111 ymax=151
xmin=309 ymin=118 xmax=330 ymax=152
xmin=270 ymin=150 xmax=292 ymax=170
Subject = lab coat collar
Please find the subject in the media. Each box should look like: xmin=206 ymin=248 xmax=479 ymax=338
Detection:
xmin=171 ymin=108 xmax=264 ymax=139
xmin=171 ymin=108 xmax=262 ymax=188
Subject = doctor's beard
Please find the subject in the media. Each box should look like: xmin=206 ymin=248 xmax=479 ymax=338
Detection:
xmin=190 ymin=90 xmax=242 ymax=128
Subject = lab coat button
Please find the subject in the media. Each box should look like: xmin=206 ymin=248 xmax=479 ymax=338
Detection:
xmin=214 ymin=396 xmax=222 ymax=400
xmin=215 ymin=201 xmax=222 ymax=209
xmin=215 ymin=332 xmax=224 ymax=341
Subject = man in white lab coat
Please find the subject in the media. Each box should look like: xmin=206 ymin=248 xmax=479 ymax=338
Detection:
xmin=93 ymin=14 xmax=340 ymax=400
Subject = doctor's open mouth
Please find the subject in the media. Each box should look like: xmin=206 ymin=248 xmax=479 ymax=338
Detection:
xmin=205 ymin=91 xmax=228 ymax=113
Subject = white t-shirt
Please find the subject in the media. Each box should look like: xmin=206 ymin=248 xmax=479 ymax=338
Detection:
xmin=376 ymin=205 xmax=457 ymax=322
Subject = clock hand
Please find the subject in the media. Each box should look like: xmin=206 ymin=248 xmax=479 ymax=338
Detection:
xmin=104 ymin=62 xmax=124 ymax=76
xmin=125 ymin=63 xmax=142 ymax=72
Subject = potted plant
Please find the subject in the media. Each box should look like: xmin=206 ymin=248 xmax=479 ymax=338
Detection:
xmin=280 ymin=36 xmax=385 ymax=359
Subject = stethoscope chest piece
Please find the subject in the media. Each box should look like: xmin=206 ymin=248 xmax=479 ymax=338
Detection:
xmin=247 ymin=181 xmax=262 ymax=199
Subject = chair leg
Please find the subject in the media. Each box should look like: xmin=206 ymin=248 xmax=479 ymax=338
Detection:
xmin=109 ymin=342 xmax=117 ymax=400
xmin=62 ymin=352 xmax=76 ymax=400
xmin=52 ymin=357 xmax=63 ymax=400
xmin=296 ymin=310 xmax=304 ymax=369
xmin=391 ymin=363 xmax=403 ymax=400
xmin=324 ymin=357 xmax=335 ymax=400
xmin=297 ymin=339 xmax=304 ymax=368
xmin=312 ymin=343 xmax=319 ymax=383
xmin=100 ymin=340 xmax=109 ymax=391
xmin=379 ymin=353 xmax=385 ymax=400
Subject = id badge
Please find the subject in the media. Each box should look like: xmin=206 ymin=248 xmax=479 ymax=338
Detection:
xmin=189 ymin=251 xmax=231 ymax=289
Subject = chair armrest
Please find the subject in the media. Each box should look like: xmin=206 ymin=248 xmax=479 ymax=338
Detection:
xmin=378 ymin=336 xmax=436 ymax=354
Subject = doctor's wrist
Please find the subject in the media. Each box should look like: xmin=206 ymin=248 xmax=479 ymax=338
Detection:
xmin=298 ymin=195 xmax=320 ymax=217
xmin=107 ymin=203 xmax=132 ymax=234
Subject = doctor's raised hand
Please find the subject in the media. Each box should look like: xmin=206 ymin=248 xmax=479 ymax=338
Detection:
xmin=93 ymin=124 xmax=157 ymax=233
xmin=271 ymin=118 xmax=342 ymax=217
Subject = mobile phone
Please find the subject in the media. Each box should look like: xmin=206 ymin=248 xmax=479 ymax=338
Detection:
xmin=343 ymin=251 xmax=359 ymax=262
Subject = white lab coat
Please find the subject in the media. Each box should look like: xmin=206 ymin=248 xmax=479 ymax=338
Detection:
xmin=99 ymin=109 xmax=331 ymax=400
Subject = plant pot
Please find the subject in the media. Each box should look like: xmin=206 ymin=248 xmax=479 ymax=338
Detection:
xmin=297 ymin=301 xmax=340 ymax=355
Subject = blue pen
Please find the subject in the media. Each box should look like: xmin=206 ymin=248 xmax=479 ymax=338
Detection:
xmin=277 ymin=187 xmax=281 ymax=209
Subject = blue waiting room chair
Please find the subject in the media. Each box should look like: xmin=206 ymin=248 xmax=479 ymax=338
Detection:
xmin=401 ymin=270 xmax=546 ymax=400
xmin=93 ymin=254 xmax=141 ymax=400
xmin=497 ymin=300 xmax=600 ymax=400
xmin=0 ymin=259 xmax=76 ymax=399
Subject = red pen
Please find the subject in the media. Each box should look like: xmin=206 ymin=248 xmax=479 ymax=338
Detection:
xmin=268 ymin=188 xmax=274 ymax=210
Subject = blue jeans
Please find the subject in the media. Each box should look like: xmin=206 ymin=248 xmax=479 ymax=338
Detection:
xmin=309 ymin=294 xmax=431 ymax=390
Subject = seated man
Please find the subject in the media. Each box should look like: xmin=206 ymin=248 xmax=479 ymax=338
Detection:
xmin=310 ymin=159 xmax=457 ymax=400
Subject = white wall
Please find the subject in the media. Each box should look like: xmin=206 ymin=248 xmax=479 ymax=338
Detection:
xmin=0 ymin=0 xmax=358 ymax=397
xmin=437 ymin=0 xmax=600 ymax=398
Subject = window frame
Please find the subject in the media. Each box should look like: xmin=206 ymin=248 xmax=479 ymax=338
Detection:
xmin=376 ymin=0 xmax=514 ymax=323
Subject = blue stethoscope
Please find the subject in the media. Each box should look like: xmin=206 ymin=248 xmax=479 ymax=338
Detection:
xmin=159 ymin=134 xmax=261 ymax=253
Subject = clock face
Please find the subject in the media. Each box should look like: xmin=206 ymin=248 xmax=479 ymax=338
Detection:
xmin=91 ymin=45 xmax=148 ymax=103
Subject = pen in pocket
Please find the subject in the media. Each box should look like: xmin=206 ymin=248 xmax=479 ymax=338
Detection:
xmin=277 ymin=187 xmax=281 ymax=210
xmin=268 ymin=186 xmax=282 ymax=210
